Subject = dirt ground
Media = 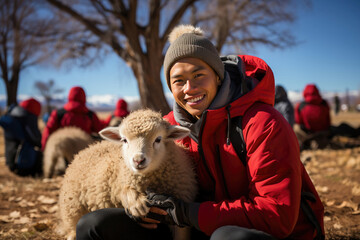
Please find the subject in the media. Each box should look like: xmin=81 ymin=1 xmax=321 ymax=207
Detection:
xmin=0 ymin=112 xmax=359 ymax=239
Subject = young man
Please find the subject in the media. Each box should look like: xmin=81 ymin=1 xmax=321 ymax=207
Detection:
xmin=76 ymin=25 xmax=324 ymax=240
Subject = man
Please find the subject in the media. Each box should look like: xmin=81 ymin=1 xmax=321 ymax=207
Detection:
xmin=76 ymin=25 xmax=324 ymax=240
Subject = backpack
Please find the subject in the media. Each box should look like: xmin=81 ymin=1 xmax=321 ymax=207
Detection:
xmin=228 ymin=116 xmax=324 ymax=240
xmin=56 ymin=108 xmax=94 ymax=123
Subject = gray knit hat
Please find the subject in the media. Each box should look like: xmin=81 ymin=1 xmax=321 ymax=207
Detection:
xmin=164 ymin=25 xmax=224 ymax=91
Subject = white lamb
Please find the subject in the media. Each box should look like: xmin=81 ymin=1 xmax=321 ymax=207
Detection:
xmin=58 ymin=109 xmax=197 ymax=240
xmin=43 ymin=126 xmax=94 ymax=178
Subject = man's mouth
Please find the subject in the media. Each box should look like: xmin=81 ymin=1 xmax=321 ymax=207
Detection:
xmin=186 ymin=95 xmax=205 ymax=104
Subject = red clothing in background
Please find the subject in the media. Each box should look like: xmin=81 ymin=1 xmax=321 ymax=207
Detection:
xmin=41 ymin=86 xmax=106 ymax=150
xmin=295 ymin=84 xmax=331 ymax=133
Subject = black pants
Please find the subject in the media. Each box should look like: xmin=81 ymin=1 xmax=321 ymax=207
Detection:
xmin=76 ymin=208 xmax=276 ymax=240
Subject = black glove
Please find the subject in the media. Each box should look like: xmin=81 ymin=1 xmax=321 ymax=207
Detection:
xmin=146 ymin=191 xmax=192 ymax=228
xmin=124 ymin=208 xmax=148 ymax=224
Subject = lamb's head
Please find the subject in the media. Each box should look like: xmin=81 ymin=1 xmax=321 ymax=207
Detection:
xmin=99 ymin=109 xmax=190 ymax=174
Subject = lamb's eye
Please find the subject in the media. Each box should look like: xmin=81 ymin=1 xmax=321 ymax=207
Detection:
xmin=154 ymin=136 xmax=162 ymax=144
xmin=120 ymin=138 xmax=127 ymax=143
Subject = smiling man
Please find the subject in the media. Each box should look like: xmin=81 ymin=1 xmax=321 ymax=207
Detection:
xmin=76 ymin=25 xmax=325 ymax=240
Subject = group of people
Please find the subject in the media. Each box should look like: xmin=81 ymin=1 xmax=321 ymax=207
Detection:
xmin=0 ymin=86 xmax=129 ymax=177
xmin=5 ymin=23 xmax=360 ymax=239
xmin=275 ymin=83 xmax=360 ymax=150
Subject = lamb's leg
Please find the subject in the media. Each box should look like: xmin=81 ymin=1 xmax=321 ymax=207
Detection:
xmin=119 ymin=186 xmax=149 ymax=217
xmin=43 ymin=155 xmax=57 ymax=178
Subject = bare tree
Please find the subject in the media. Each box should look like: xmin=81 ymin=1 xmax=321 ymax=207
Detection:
xmin=191 ymin=0 xmax=302 ymax=53
xmin=46 ymin=0 xmax=302 ymax=114
xmin=0 ymin=0 xmax=75 ymax=107
xmin=34 ymin=79 xmax=64 ymax=113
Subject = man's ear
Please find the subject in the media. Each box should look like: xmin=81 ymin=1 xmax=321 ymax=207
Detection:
xmin=99 ymin=127 xmax=121 ymax=142
xmin=167 ymin=125 xmax=190 ymax=140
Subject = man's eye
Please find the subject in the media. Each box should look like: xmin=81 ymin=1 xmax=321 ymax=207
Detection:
xmin=194 ymin=73 xmax=203 ymax=78
xmin=173 ymin=79 xmax=183 ymax=84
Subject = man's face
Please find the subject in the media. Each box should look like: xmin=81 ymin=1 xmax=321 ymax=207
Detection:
xmin=170 ymin=58 xmax=220 ymax=118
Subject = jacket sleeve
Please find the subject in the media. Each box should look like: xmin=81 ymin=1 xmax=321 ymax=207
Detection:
xmin=41 ymin=110 xmax=60 ymax=151
xmin=197 ymin=108 xmax=302 ymax=238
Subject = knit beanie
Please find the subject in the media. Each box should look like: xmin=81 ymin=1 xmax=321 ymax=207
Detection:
xmin=20 ymin=98 xmax=41 ymax=116
xmin=164 ymin=25 xmax=224 ymax=91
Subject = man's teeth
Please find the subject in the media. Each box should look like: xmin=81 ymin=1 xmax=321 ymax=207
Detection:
xmin=187 ymin=95 xmax=204 ymax=103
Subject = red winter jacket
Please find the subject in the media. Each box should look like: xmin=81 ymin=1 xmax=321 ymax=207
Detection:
xmin=295 ymin=84 xmax=331 ymax=133
xmin=41 ymin=86 xmax=106 ymax=150
xmin=165 ymin=55 xmax=324 ymax=239
xmin=102 ymin=99 xmax=130 ymax=126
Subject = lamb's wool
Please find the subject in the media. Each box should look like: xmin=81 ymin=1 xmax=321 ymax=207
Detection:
xmin=43 ymin=126 xmax=94 ymax=178
xmin=58 ymin=109 xmax=197 ymax=240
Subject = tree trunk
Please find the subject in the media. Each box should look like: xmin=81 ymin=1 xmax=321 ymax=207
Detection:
xmin=5 ymin=77 xmax=19 ymax=106
xmin=129 ymin=55 xmax=171 ymax=115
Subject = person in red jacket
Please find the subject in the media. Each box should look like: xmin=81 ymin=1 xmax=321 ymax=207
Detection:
xmin=102 ymin=98 xmax=130 ymax=127
xmin=76 ymin=25 xmax=324 ymax=240
xmin=41 ymin=86 xmax=106 ymax=151
xmin=294 ymin=84 xmax=331 ymax=150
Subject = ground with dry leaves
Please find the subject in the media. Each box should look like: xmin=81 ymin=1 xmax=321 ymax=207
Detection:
xmin=0 ymin=112 xmax=359 ymax=239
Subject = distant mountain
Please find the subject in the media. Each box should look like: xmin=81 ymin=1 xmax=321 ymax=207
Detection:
xmin=0 ymin=90 xmax=358 ymax=113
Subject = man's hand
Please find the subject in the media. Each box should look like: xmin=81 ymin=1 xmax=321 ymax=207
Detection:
xmin=146 ymin=192 xmax=191 ymax=227
xmin=125 ymin=207 xmax=168 ymax=229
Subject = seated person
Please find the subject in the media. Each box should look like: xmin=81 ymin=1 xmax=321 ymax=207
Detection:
xmin=102 ymin=98 xmax=129 ymax=127
xmin=0 ymin=98 xmax=42 ymax=176
xmin=41 ymin=86 xmax=106 ymax=150
xmin=294 ymin=84 xmax=331 ymax=150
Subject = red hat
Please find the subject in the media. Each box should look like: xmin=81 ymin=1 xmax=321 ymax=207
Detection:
xmin=20 ymin=98 xmax=41 ymax=116
xmin=68 ymin=86 xmax=86 ymax=103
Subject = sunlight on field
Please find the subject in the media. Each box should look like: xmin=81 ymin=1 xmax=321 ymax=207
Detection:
xmin=331 ymin=112 xmax=360 ymax=127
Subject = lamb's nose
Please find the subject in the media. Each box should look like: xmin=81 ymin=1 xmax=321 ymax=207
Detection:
xmin=133 ymin=157 xmax=146 ymax=167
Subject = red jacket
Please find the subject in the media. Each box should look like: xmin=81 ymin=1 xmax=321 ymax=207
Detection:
xmin=102 ymin=99 xmax=129 ymax=126
xmin=41 ymin=87 xmax=106 ymax=150
xmin=165 ymin=55 xmax=324 ymax=239
xmin=295 ymin=84 xmax=331 ymax=132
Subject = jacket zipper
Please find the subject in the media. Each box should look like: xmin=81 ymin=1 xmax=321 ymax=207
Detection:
xmin=216 ymin=144 xmax=230 ymax=199
xmin=198 ymin=111 xmax=216 ymax=187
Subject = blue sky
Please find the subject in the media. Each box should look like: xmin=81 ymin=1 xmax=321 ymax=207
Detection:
xmin=1 ymin=0 xmax=360 ymax=102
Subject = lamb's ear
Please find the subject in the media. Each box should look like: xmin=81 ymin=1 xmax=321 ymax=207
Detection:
xmin=167 ymin=125 xmax=190 ymax=140
xmin=99 ymin=127 xmax=121 ymax=142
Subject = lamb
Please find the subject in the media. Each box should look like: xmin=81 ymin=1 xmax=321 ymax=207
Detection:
xmin=58 ymin=109 xmax=197 ymax=240
xmin=43 ymin=126 xmax=94 ymax=178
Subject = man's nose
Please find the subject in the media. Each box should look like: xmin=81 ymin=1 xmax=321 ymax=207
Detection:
xmin=184 ymin=79 xmax=196 ymax=93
